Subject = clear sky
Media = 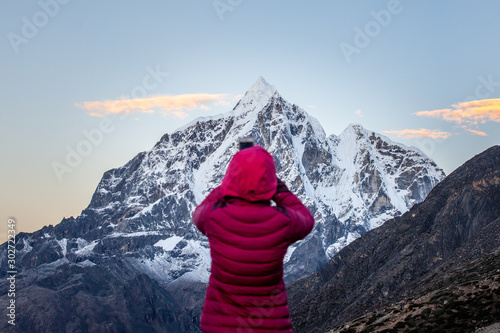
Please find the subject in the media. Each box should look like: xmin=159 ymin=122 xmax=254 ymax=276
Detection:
xmin=1 ymin=0 xmax=499 ymax=242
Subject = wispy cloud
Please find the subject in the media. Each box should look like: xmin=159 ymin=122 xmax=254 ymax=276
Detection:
xmin=355 ymin=109 xmax=364 ymax=118
xmin=76 ymin=93 xmax=232 ymax=118
xmin=383 ymin=128 xmax=453 ymax=139
xmin=415 ymin=98 xmax=500 ymax=135
xmin=464 ymin=128 xmax=488 ymax=136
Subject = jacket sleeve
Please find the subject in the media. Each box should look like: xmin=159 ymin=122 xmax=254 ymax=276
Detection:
xmin=192 ymin=186 xmax=222 ymax=236
xmin=272 ymin=179 xmax=315 ymax=243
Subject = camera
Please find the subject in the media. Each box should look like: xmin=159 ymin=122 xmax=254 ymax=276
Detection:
xmin=238 ymin=137 xmax=255 ymax=150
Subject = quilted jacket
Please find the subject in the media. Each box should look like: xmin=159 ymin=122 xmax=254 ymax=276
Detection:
xmin=193 ymin=146 xmax=314 ymax=332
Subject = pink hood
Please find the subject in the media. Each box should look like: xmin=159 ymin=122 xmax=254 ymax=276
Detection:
xmin=219 ymin=145 xmax=278 ymax=201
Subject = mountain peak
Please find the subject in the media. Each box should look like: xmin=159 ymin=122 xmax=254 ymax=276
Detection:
xmin=232 ymin=76 xmax=278 ymax=116
xmin=249 ymin=75 xmax=273 ymax=90
xmin=245 ymin=76 xmax=277 ymax=96
xmin=346 ymin=123 xmax=365 ymax=134
xmin=338 ymin=123 xmax=368 ymax=141
xmin=347 ymin=123 xmax=364 ymax=129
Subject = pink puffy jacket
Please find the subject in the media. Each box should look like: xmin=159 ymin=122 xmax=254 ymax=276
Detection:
xmin=193 ymin=146 xmax=314 ymax=333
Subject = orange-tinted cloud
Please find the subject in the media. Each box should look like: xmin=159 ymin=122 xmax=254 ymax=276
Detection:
xmin=76 ymin=93 xmax=232 ymax=118
xmin=415 ymin=98 xmax=500 ymax=135
xmin=465 ymin=128 xmax=488 ymax=136
xmin=383 ymin=128 xmax=453 ymax=139
xmin=355 ymin=109 xmax=364 ymax=117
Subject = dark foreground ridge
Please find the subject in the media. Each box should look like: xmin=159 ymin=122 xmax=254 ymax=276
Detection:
xmin=288 ymin=145 xmax=500 ymax=332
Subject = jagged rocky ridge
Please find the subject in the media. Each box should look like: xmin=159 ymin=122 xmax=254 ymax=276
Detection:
xmin=288 ymin=145 xmax=500 ymax=333
xmin=0 ymin=77 xmax=444 ymax=332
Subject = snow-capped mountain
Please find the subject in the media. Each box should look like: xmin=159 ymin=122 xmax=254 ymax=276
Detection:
xmin=68 ymin=76 xmax=443 ymax=282
xmin=0 ymin=77 xmax=445 ymax=332
xmin=289 ymin=145 xmax=500 ymax=333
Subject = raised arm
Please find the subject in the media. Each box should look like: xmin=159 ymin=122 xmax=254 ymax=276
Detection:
xmin=272 ymin=179 xmax=315 ymax=243
xmin=192 ymin=186 xmax=222 ymax=235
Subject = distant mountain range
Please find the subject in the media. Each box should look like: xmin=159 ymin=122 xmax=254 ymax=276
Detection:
xmin=289 ymin=145 xmax=500 ymax=333
xmin=0 ymin=77 xmax=446 ymax=332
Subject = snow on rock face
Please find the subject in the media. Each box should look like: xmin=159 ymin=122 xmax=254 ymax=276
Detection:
xmin=5 ymin=77 xmax=445 ymax=290
xmin=326 ymin=124 xmax=443 ymax=226
xmin=154 ymin=236 xmax=183 ymax=251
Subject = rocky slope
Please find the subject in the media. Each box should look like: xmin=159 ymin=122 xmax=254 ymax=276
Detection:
xmin=288 ymin=145 xmax=500 ymax=333
xmin=331 ymin=247 xmax=500 ymax=332
xmin=0 ymin=77 xmax=444 ymax=332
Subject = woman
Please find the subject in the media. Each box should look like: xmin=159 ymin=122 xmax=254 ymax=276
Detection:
xmin=193 ymin=145 xmax=314 ymax=333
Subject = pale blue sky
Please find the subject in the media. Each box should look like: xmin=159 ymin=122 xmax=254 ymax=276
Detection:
xmin=1 ymin=1 xmax=499 ymax=240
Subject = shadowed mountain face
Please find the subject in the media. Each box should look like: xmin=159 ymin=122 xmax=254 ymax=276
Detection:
xmin=288 ymin=145 xmax=500 ymax=333
xmin=0 ymin=78 xmax=444 ymax=332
